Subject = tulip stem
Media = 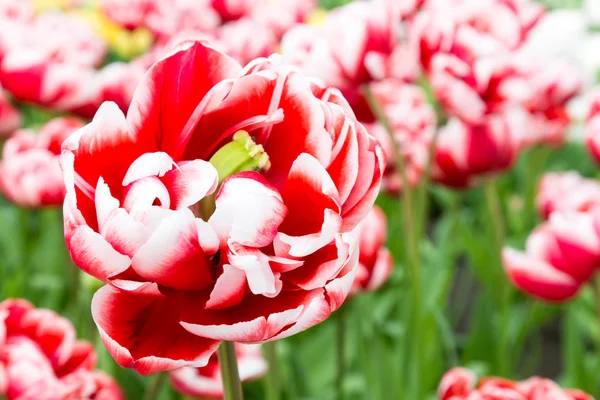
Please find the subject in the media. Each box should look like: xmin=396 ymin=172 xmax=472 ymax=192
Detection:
xmin=144 ymin=372 xmax=167 ymax=400
xmin=363 ymin=84 xmax=422 ymax=397
xmin=263 ymin=341 xmax=281 ymax=400
xmin=336 ymin=306 xmax=346 ymax=400
xmin=483 ymin=178 xmax=510 ymax=375
xmin=218 ymin=341 xmax=244 ymax=400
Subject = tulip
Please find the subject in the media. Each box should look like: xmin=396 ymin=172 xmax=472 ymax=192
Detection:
xmin=536 ymin=172 xmax=600 ymax=220
xmin=409 ymin=0 xmax=544 ymax=71
xmin=0 ymin=85 xmax=20 ymax=136
xmin=585 ymin=88 xmax=600 ymax=165
xmin=170 ymin=344 xmax=267 ymax=398
xmin=212 ymin=18 xmax=278 ymax=66
xmin=281 ymin=0 xmax=403 ymax=121
xmin=0 ymin=117 xmax=83 ymax=207
xmin=100 ymin=0 xmax=220 ymax=41
xmin=0 ymin=299 xmax=124 ymax=400
xmin=211 ymin=0 xmax=316 ymax=37
xmin=438 ymin=367 xmax=476 ymax=400
xmin=351 ymin=206 xmax=393 ymax=293
xmin=61 ymin=41 xmax=384 ymax=374
xmin=364 ymin=80 xmax=436 ymax=193
xmin=433 ymin=113 xmax=519 ymax=188
xmin=502 ymin=210 xmax=600 ymax=302
xmin=0 ymin=12 xmax=107 ymax=110
xmin=438 ymin=368 xmax=592 ymax=400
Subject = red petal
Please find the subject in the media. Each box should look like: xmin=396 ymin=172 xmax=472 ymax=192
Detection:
xmin=128 ymin=41 xmax=242 ymax=161
xmin=92 ymin=284 xmax=220 ymax=375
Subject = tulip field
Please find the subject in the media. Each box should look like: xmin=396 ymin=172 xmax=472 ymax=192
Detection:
xmin=3 ymin=0 xmax=600 ymax=399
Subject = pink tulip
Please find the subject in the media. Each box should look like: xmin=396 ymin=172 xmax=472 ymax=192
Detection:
xmin=170 ymin=344 xmax=267 ymax=398
xmin=438 ymin=368 xmax=592 ymax=400
xmin=61 ymin=41 xmax=384 ymax=374
xmin=0 ymin=299 xmax=123 ymax=400
xmin=281 ymin=0 xmax=403 ymax=121
xmin=536 ymin=172 xmax=600 ymax=220
xmin=0 ymin=85 xmax=20 ymax=136
xmin=351 ymin=206 xmax=393 ymax=293
xmin=364 ymin=79 xmax=436 ymax=192
xmin=0 ymin=117 xmax=83 ymax=207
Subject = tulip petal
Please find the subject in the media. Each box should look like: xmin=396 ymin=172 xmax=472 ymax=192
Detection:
xmin=128 ymin=41 xmax=242 ymax=160
xmin=67 ymin=225 xmax=131 ymax=283
xmin=122 ymin=152 xmax=176 ymax=186
xmin=92 ymin=284 xmax=220 ymax=375
xmin=205 ymin=264 xmax=247 ymax=310
xmin=162 ymin=160 xmax=219 ymax=210
xmin=131 ymin=209 xmax=215 ymax=291
xmin=210 ymin=171 xmax=287 ymax=248
xmin=277 ymin=153 xmax=341 ymax=256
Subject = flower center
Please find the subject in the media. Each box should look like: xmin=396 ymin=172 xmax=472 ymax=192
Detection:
xmin=209 ymin=130 xmax=271 ymax=184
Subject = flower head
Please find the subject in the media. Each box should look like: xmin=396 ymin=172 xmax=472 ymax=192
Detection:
xmin=62 ymin=41 xmax=384 ymax=374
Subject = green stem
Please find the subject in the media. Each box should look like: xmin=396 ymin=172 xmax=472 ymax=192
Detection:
xmin=144 ymin=372 xmax=167 ymax=400
xmin=263 ymin=341 xmax=280 ymax=400
xmin=416 ymin=127 xmax=441 ymax=238
xmin=482 ymin=178 xmax=510 ymax=375
xmin=363 ymin=85 xmax=422 ymax=398
xmin=336 ymin=307 xmax=346 ymax=400
xmin=218 ymin=341 xmax=244 ymax=400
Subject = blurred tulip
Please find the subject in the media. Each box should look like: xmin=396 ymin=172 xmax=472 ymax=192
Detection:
xmin=536 ymin=171 xmax=600 ymax=220
xmin=364 ymin=80 xmax=436 ymax=192
xmin=0 ymin=117 xmax=83 ymax=207
xmin=502 ymin=210 xmax=600 ymax=303
xmin=0 ymin=299 xmax=124 ymax=400
xmin=170 ymin=344 xmax=267 ymax=398
xmin=281 ymin=0 xmax=404 ymax=121
xmin=433 ymin=113 xmax=519 ymax=187
xmin=213 ymin=18 xmax=278 ymax=66
xmin=211 ymin=0 xmax=316 ymax=37
xmin=0 ymin=12 xmax=107 ymax=110
xmin=351 ymin=206 xmax=393 ymax=293
xmin=585 ymin=88 xmax=600 ymax=165
xmin=0 ymin=85 xmax=20 ymax=137
xmin=100 ymin=0 xmax=220 ymax=40
xmin=410 ymin=0 xmax=544 ymax=71
xmin=438 ymin=368 xmax=592 ymax=399
xmin=61 ymin=41 xmax=383 ymax=374
xmin=438 ymin=367 xmax=476 ymax=400
xmin=0 ymin=0 xmax=34 ymax=22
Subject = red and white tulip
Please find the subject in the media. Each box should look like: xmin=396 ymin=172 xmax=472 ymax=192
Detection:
xmin=61 ymin=41 xmax=383 ymax=374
